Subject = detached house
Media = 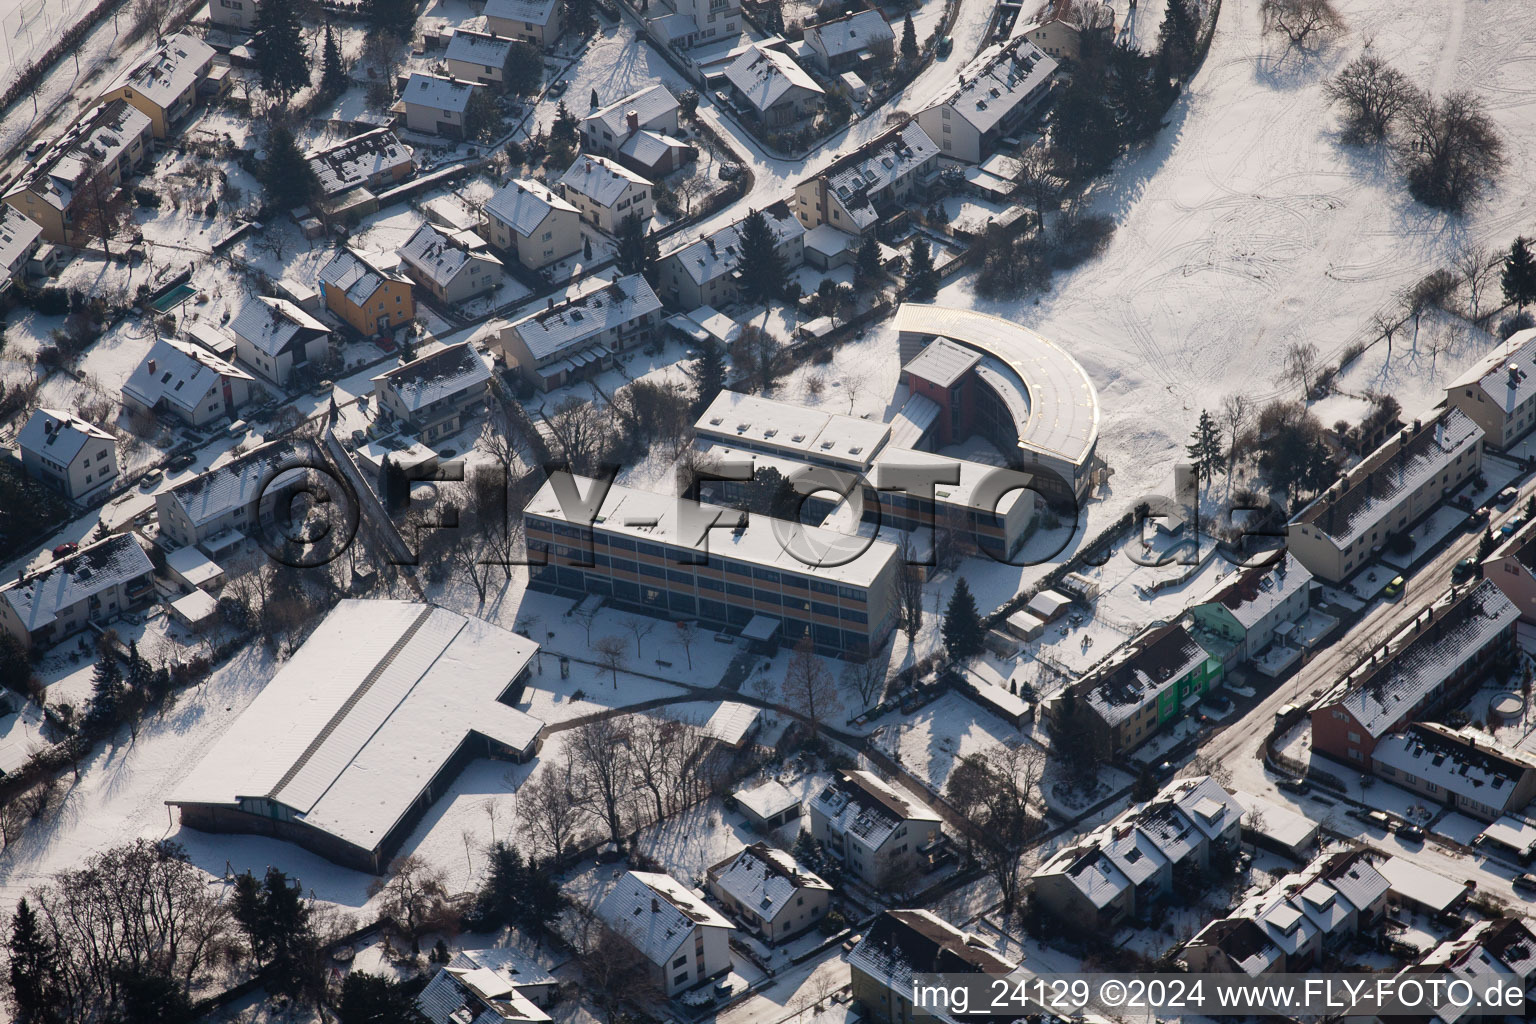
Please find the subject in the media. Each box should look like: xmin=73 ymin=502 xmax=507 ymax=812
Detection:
xmin=656 ymin=203 xmax=804 ymax=309
xmin=596 ymin=871 xmax=734 ymax=996
xmin=706 ymin=843 xmax=832 ymax=944
xmin=726 ymin=45 xmax=825 ymax=127
xmin=400 ymin=74 xmax=482 ymax=139
xmin=230 ymin=296 xmax=333 ymax=387
xmin=558 ymin=156 xmax=653 ymax=234
xmin=849 ymin=910 xmax=1017 ymax=1024
xmin=445 ymin=29 xmax=518 ymax=88
xmin=915 ymin=35 xmax=1057 ymax=163
xmin=484 ymin=0 xmax=563 ymax=49
xmin=0 ymin=535 xmax=155 ymax=649
xmin=809 ymin=770 xmax=941 ymax=887
xmin=649 ymin=0 xmax=742 ymax=49
xmin=397 ymin=223 xmax=503 ymax=305
xmin=803 ymin=10 xmax=895 ymax=74
xmin=209 ymin=0 xmax=258 ymax=31
xmin=1446 ymin=328 xmax=1536 ymax=447
xmin=305 ymin=129 xmax=414 ymax=200
xmin=155 ymin=438 xmax=323 ymax=554
xmin=0 ymin=204 xmax=44 ymax=295
xmin=1021 ymin=1 xmax=1116 ymax=62
xmin=582 ymin=84 xmax=680 ymax=153
xmin=18 ymin=408 xmax=118 ymax=500
xmin=481 ymin=179 xmax=582 ymax=270
xmin=101 ymin=32 xmax=218 ymax=139
xmin=318 ymin=248 xmax=416 ymax=337
xmin=123 ymin=336 xmax=254 ymax=428
xmin=489 ymin=273 xmax=661 ymax=391
xmin=417 ymin=948 xmax=558 ymax=1024
xmin=371 ymin=341 xmax=492 ymax=442
xmin=792 ymin=121 xmax=938 ymax=239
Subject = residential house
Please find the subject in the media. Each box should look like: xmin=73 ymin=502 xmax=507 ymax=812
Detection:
xmin=229 ymin=296 xmax=333 ymax=387
xmin=617 ymin=128 xmax=697 ymax=178
xmin=304 ymin=129 xmax=414 ymax=200
xmin=1390 ymin=918 xmax=1536 ymax=1023
xmin=400 ymin=74 xmax=482 ymax=139
xmin=649 ymin=0 xmax=741 ymax=49
xmin=848 ymin=910 xmax=1017 ymax=1024
xmin=416 ymin=948 xmax=558 ymax=1024
xmin=0 ymin=535 xmax=155 ymax=648
xmin=101 ymin=32 xmax=217 ymax=138
xmin=208 ymin=0 xmax=258 ymax=32
xmin=480 ymin=179 xmax=582 ymax=270
xmin=445 ymin=29 xmax=518 ymax=87
xmin=706 ymin=843 xmax=832 ymax=943
xmin=17 ymin=408 xmax=118 ymax=500
xmin=726 ymin=45 xmax=825 ymax=126
xmin=488 ymin=273 xmax=661 ymax=391
xmin=1182 ymin=850 xmax=1390 ymax=975
xmin=1044 ymin=623 xmax=1221 ymax=758
xmin=2 ymin=100 xmax=153 ymax=245
xmin=1021 ymin=1 xmax=1116 ymax=62
xmin=558 ymin=156 xmax=653 ymax=234
xmin=484 ymin=0 xmax=563 ymax=49
xmin=581 ymin=84 xmax=681 ymax=156
xmin=1188 ymin=553 xmax=1314 ymax=669
xmin=318 ymin=248 xmax=416 ymax=336
xmin=155 ymin=438 xmax=324 ymax=554
xmin=1483 ymin=514 xmax=1536 ymax=621
xmin=792 ymin=121 xmax=939 ymax=238
xmin=808 ymin=770 xmax=941 ymax=887
xmin=371 ymin=341 xmax=492 ymax=443
xmin=914 ymin=35 xmax=1057 ymax=162
xmin=1370 ymin=723 xmax=1536 ymax=822
xmin=1310 ymin=580 xmax=1519 ymax=765
xmin=397 ymin=223 xmax=503 ymax=305
xmin=1446 ymin=328 xmax=1536 ymax=447
xmin=0 ymin=204 xmax=43 ymax=295
xmin=595 ymin=871 xmax=734 ymax=996
xmin=803 ymin=10 xmax=894 ymax=74
xmin=1032 ymin=775 xmax=1244 ymax=936
xmin=655 ymin=202 xmax=804 ymax=308
xmin=122 ymin=336 xmax=254 ymax=428
xmin=1287 ymin=408 xmax=1484 ymax=583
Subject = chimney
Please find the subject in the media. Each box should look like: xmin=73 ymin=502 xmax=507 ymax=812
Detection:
xmin=626 ymin=109 xmax=640 ymax=133
xmin=147 ymin=359 xmax=156 ymax=375
xmin=547 ymin=297 xmax=555 ymax=311
xmin=651 ymin=897 xmax=660 ymax=914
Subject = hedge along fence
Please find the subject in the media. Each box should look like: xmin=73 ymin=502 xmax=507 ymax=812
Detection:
xmin=985 ymin=504 xmax=1145 ymax=630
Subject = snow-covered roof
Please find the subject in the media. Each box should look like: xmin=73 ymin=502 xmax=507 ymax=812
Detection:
xmin=662 ymin=204 xmax=804 ymax=287
xmin=1448 ymin=328 xmax=1536 ymax=414
xmin=164 ymin=545 xmax=223 ymax=588
xmin=1233 ymin=791 xmax=1319 ymax=851
xmin=403 ymin=73 xmax=479 ymax=114
xmin=1478 ymin=814 xmax=1536 ymax=854
xmin=169 ymin=588 xmax=217 ymax=625
xmin=122 ymin=336 xmax=252 ymax=417
xmin=1199 ymin=552 xmax=1311 ymax=631
xmin=483 ymin=178 xmax=578 ymax=238
xmin=811 ymin=770 xmax=940 ymax=851
xmin=503 ymin=273 xmax=660 ymax=361
xmin=805 ymin=10 xmax=894 ymax=60
xmin=18 ymin=407 xmax=114 ymax=466
xmin=1376 ymin=855 xmax=1467 ymax=913
xmin=558 ymin=155 xmax=650 ymax=209
xmin=733 ymin=779 xmax=799 ymax=822
xmin=867 ymin=446 xmax=1032 ymax=517
xmin=525 ymin=474 xmax=899 ymax=588
xmin=229 ymin=296 xmax=330 ymax=358
xmin=319 ymin=248 xmax=407 ymax=307
xmin=682 ymin=305 xmax=741 ymax=346
xmin=1317 ymin=580 xmax=1518 ymax=738
xmin=158 ymin=438 xmax=317 ymax=529
xmin=372 ymin=340 xmax=491 ymax=414
xmin=725 ymin=45 xmax=825 ymax=114
xmin=416 ymin=947 xmax=557 ymax=1024
xmin=1290 ymin=407 xmax=1484 ymax=546
xmin=617 ymin=129 xmax=691 ymax=169
xmin=0 ymin=204 xmax=43 ymax=277
xmin=305 ymin=128 xmax=413 ymax=197
xmin=1 ymin=535 xmax=153 ymax=635
xmin=446 ymin=28 xmax=515 ymax=68
xmin=709 ymin=843 xmax=829 ymax=923
xmin=848 ymin=910 xmax=1016 ymax=1000
xmin=1405 ymin=917 xmax=1536 ymax=1022
xmin=106 ymin=32 xmax=212 ymax=111
xmin=397 ymin=222 xmax=501 ymax=289
xmin=1372 ymin=723 xmax=1536 ymax=810
xmin=584 ymin=84 xmax=679 ymax=139
xmin=695 ymin=389 xmax=891 ymax=470
xmin=169 ymin=601 xmax=543 ymax=854
xmin=803 ymin=223 xmax=857 ymax=259
xmin=598 ymin=871 xmax=734 ymax=966
xmin=926 ymin=34 xmax=1057 ymax=133
xmin=1077 ymin=623 xmax=1212 ymax=727
xmin=5 ymin=100 xmax=151 ymax=215
xmin=895 ymin=304 xmax=1100 ymax=472
xmin=484 ymin=0 xmax=559 ymax=27
xmin=702 ymin=701 xmax=761 ymax=746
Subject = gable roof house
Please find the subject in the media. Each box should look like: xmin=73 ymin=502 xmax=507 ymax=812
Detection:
xmin=417 ymin=948 xmax=558 ymax=1024
xmin=580 ymin=85 xmax=687 ymax=170
xmin=1309 ymin=580 xmax=1519 ymax=767
xmin=803 ymin=10 xmax=895 ymax=73
xmin=725 ymin=45 xmax=825 ymax=127
xmin=488 ymin=273 xmax=661 ymax=391
xmin=849 ymin=910 xmax=1017 ymax=1024
xmin=154 ymin=438 xmax=324 ymax=553
xmin=371 ymin=341 xmax=492 ymax=442
xmin=1446 ymin=328 xmax=1536 ymax=447
xmin=596 ymin=871 xmax=735 ymax=996
xmin=444 ymin=28 xmax=518 ymax=87
xmin=0 ymin=204 xmax=44 ymax=295
xmin=318 ymin=248 xmax=416 ymax=337
xmin=304 ymin=128 xmax=414 ymax=205
xmin=1371 ymin=722 xmax=1536 ymax=822
xmin=558 ymin=156 xmax=654 ymax=234
xmin=706 ymin=843 xmax=832 ymax=944
xmin=1393 ymin=917 xmax=1536 ymax=1023
xmin=122 ymin=336 xmax=255 ymax=428
xmin=481 ymin=178 xmax=582 ymax=270
xmin=17 ymin=408 xmax=118 ymax=501
xmin=914 ymin=34 xmax=1057 ymax=163
xmin=2 ymin=100 xmax=153 ymax=245
xmin=397 ymin=223 xmax=504 ymax=305
xmin=400 ymin=73 xmax=483 ymax=139
xmin=1287 ymin=407 xmax=1484 ymax=583
xmin=648 ymin=0 xmax=742 ymax=49
xmin=1021 ymin=0 xmax=1117 ymax=62
xmin=484 ymin=0 xmax=563 ymax=49
xmin=809 ymin=770 xmax=942 ymax=887
xmin=101 ymin=32 xmax=218 ymax=139
xmin=1188 ymin=552 xmax=1315 ymax=671
xmin=208 ymin=0 xmax=257 ymax=31
xmin=229 ymin=296 xmax=333 ymax=387
xmin=656 ymin=202 xmax=805 ymax=309
xmin=792 ymin=121 xmax=939 ymax=239
xmin=0 ymin=535 xmax=154 ymax=648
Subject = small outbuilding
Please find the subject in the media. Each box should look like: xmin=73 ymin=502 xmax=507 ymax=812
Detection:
xmin=734 ymin=779 xmax=801 ymax=831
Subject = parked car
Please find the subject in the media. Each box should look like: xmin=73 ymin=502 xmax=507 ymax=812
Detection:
xmin=310 ymin=379 xmax=334 ymax=396
xmin=168 ymin=452 xmax=196 ymax=471
xmin=1513 ymin=873 xmax=1536 ymax=894
xmin=937 ymin=35 xmax=954 ymax=57
xmin=1494 ymin=487 xmax=1519 ymax=508
xmin=227 ymin=419 xmax=249 ymax=437
xmin=51 ymin=542 xmax=78 ymax=559
xmin=547 ymin=79 xmax=568 ymax=97
xmin=1153 ymin=760 xmax=1177 ymax=780
xmin=1465 ymin=507 xmax=1489 ymax=529
xmin=139 ymin=469 xmax=163 ymax=489
xmin=1204 ymin=693 xmax=1232 ymax=712
xmin=1452 ymin=558 xmax=1478 ymax=584
xmin=1276 ymin=777 xmax=1310 ymax=795
xmin=1382 ymin=575 xmax=1405 ymax=601
xmin=1500 ymin=517 xmax=1524 ymax=537
xmin=1363 ymin=810 xmax=1393 ymax=830
xmin=1396 ymin=822 xmax=1426 ymax=842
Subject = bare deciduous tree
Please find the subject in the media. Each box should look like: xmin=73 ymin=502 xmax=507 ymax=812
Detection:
xmin=1281 ymin=340 xmax=1322 ymax=398
xmin=1014 ymin=145 xmax=1062 ymax=226
xmin=1397 ymin=89 xmax=1505 ymax=212
xmin=366 ymin=855 xmax=452 ymax=946
xmin=1323 ymin=49 xmax=1414 ymax=143
xmin=544 ymin=396 xmax=611 ymax=475
xmin=782 ymin=636 xmax=842 ymax=731
xmin=594 ymin=634 xmax=627 ymax=688
xmin=1260 ymin=0 xmax=1345 ymax=50
xmin=895 ymin=536 xmax=925 ymax=650
xmin=627 ymin=714 xmax=683 ymax=822
xmin=944 ymin=742 xmax=1045 ymax=918
xmin=569 ymin=717 xmax=633 ymax=847
xmin=522 ymin=757 xmax=590 ymax=863
xmin=1456 ymin=243 xmax=1502 ymax=325
xmin=842 ymin=643 xmax=889 ymax=710
xmin=622 ymin=616 xmax=656 ymax=659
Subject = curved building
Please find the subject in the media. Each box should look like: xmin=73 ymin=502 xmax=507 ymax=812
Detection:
xmin=894 ymin=304 xmax=1100 ymax=504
